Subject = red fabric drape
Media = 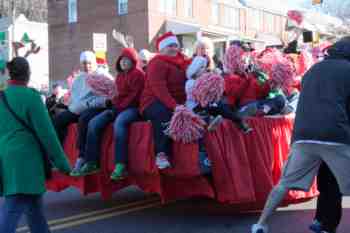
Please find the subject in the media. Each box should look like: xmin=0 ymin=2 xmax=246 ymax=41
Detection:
xmin=47 ymin=116 xmax=318 ymax=208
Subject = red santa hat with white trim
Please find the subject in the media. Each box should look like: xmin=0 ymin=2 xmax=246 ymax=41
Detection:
xmin=156 ymin=32 xmax=180 ymax=52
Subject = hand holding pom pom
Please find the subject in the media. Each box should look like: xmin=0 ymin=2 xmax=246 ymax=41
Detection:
xmin=164 ymin=105 xmax=207 ymax=144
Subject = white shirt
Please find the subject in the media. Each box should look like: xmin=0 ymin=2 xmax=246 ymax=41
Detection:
xmin=68 ymin=72 xmax=107 ymax=114
xmin=185 ymin=79 xmax=198 ymax=110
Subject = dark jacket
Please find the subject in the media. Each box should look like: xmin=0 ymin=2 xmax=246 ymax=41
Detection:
xmin=292 ymin=57 xmax=350 ymax=144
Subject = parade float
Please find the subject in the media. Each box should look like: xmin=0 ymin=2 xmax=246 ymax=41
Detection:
xmin=45 ymin=29 xmax=320 ymax=212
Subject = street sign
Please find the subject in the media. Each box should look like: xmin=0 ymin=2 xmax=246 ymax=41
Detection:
xmin=93 ymin=33 xmax=107 ymax=52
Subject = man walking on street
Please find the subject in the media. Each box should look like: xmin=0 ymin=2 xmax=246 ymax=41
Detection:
xmin=251 ymin=36 xmax=350 ymax=233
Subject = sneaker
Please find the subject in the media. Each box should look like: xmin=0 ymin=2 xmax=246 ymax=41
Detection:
xmin=309 ymin=219 xmax=323 ymax=233
xmin=251 ymin=224 xmax=268 ymax=233
xmin=70 ymin=158 xmax=85 ymax=172
xmin=237 ymin=103 xmax=258 ymax=118
xmin=69 ymin=158 xmax=85 ymax=176
xmin=156 ymin=153 xmax=171 ymax=170
xmin=199 ymin=151 xmax=212 ymax=175
xmin=240 ymin=121 xmax=253 ymax=134
xmin=208 ymin=115 xmax=224 ymax=132
xmin=110 ymin=163 xmax=127 ymax=181
xmin=70 ymin=162 xmax=100 ymax=177
xmin=243 ymin=127 xmax=253 ymax=134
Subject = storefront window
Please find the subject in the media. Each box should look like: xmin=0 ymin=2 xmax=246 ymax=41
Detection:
xmin=160 ymin=0 xmax=177 ymax=16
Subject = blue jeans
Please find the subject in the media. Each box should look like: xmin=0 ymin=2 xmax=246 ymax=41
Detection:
xmin=84 ymin=108 xmax=140 ymax=164
xmin=0 ymin=195 xmax=50 ymax=233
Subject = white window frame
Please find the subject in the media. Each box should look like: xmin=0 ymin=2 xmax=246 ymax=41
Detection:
xmin=211 ymin=1 xmax=219 ymax=25
xmin=118 ymin=0 xmax=128 ymax=15
xmin=159 ymin=0 xmax=177 ymax=16
xmin=68 ymin=0 xmax=77 ymax=23
xmin=184 ymin=0 xmax=193 ymax=18
xmin=222 ymin=6 xmax=239 ymax=30
xmin=248 ymin=9 xmax=262 ymax=31
xmin=265 ymin=13 xmax=275 ymax=33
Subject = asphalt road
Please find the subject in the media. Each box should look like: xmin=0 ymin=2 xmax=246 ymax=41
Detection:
xmin=3 ymin=187 xmax=350 ymax=233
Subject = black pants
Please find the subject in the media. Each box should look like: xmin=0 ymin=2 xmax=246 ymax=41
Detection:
xmin=258 ymin=95 xmax=286 ymax=115
xmin=53 ymin=110 xmax=79 ymax=144
xmin=77 ymin=108 xmax=106 ymax=158
xmin=315 ymin=163 xmax=342 ymax=232
xmin=144 ymin=101 xmax=173 ymax=157
xmin=196 ymin=101 xmax=247 ymax=130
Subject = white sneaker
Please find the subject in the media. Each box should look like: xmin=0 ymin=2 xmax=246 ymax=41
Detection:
xmin=251 ymin=224 xmax=268 ymax=233
xmin=208 ymin=115 xmax=223 ymax=132
xmin=156 ymin=153 xmax=171 ymax=170
xmin=72 ymin=158 xmax=85 ymax=171
xmin=203 ymin=158 xmax=212 ymax=167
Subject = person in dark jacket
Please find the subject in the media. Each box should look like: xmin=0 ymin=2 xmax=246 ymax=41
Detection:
xmin=0 ymin=57 xmax=71 ymax=233
xmin=71 ymin=48 xmax=145 ymax=178
xmin=251 ymin=36 xmax=350 ymax=233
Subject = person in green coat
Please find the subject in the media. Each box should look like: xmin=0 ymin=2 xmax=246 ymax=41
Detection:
xmin=0 ymin=57 xmax=71 ymax=233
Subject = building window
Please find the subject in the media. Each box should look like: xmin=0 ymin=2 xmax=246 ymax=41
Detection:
xmin=159 ymin=0 xmax=177 ymax=16
xmin=68 ymin=0 xmax=77 ymax=23
xmin=248 ymin=9 xmax=262 ymax=31
xmin=274 ymin=15 xmax=282 ymax=34
xmin=223 ymin=6 xmax=239 ymax=30
xmin=184 ymin=0 xmax=193 ymax=18
xmin=118 ymin=0 xmax=128 ymax=15
xmin=265 ymin=13 xmax=274 ymax=33
xmin=211 ymin=1 xmax=219 ymax=25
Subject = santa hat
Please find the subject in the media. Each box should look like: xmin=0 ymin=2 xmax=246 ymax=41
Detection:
xmin=156 ymin=32 xmax=180 ymax=52
xmin=80 ymin=51 xmax=96 ymax=64
xmin=186 ymin=56 xmax=208 ymax=79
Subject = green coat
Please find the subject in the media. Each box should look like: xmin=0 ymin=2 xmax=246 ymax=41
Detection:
xmin=0 ymin=85 xmax=71 ymax=196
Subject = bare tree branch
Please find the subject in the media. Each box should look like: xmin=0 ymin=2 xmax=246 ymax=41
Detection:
xmin=0 ymin=0 xmax=47 ymax=22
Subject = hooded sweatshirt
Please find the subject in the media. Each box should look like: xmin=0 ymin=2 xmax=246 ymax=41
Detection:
xmin=292 ymin=38 xmax=350 ymax=144
xmin=224 ymin=73 xmax=270 ymax=107
xmin=112 ymin=48 xmax=145 ymax=111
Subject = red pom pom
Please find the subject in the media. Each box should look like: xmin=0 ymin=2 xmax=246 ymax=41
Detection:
xmin=192 ymin=72 xmax=224 ymax=107
xmin=287 ymin=10 xmax=303 ymax=25
xmin=86 ymin=74 xmax=117 ymax=98
xmin=271 ymin=58 xmax=296 ymax=95
xmin=224 ymin=45 xmax=245 ymax=74
xmin=164 ymin=106 xmax=206 ymax=143
xmin=257 ymin=48 xmax=284 ymax=76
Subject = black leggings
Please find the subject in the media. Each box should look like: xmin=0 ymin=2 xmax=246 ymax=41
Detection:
xmin=52 ymin=110 xmax=79 ymax=144
xmin=143 ymin=101 xmax=173 ymax=157
xmin=315 ymin=162 xmax=342 ymax=232
xmin=195 ymin=101 xmax=247 ymax=130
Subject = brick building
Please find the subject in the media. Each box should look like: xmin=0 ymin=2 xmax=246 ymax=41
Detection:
xmin=48 ymin=0 xmax=287 ymax=82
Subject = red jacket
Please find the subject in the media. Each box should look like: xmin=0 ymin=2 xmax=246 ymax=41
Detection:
xmin=140 ymin=56 xmax=187 ymax=113
xmin=112 ymin=48 xmax=146 ymax=111
xmin=224 ymin=74 xmax=270 ymax=107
